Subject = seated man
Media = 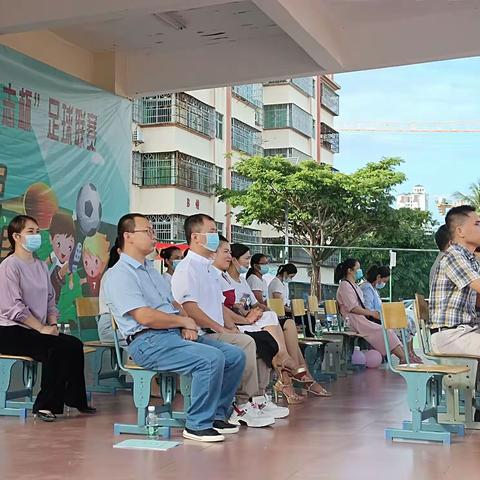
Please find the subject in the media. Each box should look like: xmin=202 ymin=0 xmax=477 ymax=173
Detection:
xmin=429 ymin=205 xmax=480 ymax=355
xmin=171 ymin=214 xmax=275 ymax=428
xmin=104 ymin=213 xmax=246 ymax=443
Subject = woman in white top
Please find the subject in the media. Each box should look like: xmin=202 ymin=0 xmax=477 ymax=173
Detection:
xmin=246 ymin=254 xmax=269 ymax=306
xmin=235 ymin=245 xmax=331 ymax=399
xmin=268 ymin=263 xmax=297 ymax=314
xmin=159 ymin=246 xmax=184 ymax=286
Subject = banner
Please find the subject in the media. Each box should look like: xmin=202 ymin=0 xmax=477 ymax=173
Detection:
xmin=0 ymin=45 xmax=131 ymax=334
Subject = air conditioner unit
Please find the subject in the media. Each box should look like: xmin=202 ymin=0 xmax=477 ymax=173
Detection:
xmin=132 ymin=127 xmax=144 ymax=144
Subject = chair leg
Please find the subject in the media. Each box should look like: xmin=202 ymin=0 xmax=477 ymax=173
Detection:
xmin=385 ymin=372 xmax=454 ymax=444
xmin=0 ymin=359 xmax=29 ymax=419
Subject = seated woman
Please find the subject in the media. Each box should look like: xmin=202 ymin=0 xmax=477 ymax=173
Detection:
xmin=360 ymin=265 xmax=422 ymax=363
xmin=0 ymin=215 xmax=95 ymax=421
xmin=232 ymin=244 xmax=330 ymax=398
xmin=97 ymin=241 xmax=125 ymax=345
xmin=159 ymin=246 xmax=184 ymax=287
xmin=268 ymin=263 xmax=297 ymax=315
xmin=335 ymin=258 xmax=406 ymax=363
xmin=246 ymin=254 xmax=270 ymax=307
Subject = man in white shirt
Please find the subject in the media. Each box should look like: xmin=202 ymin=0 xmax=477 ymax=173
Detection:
xmin=172 ymin=214 xmax=275 ymax=428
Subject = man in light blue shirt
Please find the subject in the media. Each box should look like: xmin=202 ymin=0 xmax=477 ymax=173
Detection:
xmin=104 ymin=213 xmax=245 ymax=443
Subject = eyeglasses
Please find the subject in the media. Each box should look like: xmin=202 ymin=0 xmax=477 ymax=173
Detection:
xmin=132 ymin=228 xmax=155 ymax=237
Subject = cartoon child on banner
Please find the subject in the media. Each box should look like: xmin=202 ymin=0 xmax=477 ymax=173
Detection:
xmin=47 ymin=212 xmax=76 ymax=303
xmin=80 ymin=233 xmax=110 ymax=297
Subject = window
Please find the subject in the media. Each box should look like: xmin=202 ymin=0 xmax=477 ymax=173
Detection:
xmin=132 ymin=151 xmax=142 ymax=186
xmin=231 ymin=171 xmax=253 ymax=191
xmin=216 ymin=222 xmax=224 ymax=235
xmin=263 ymin=104 xmax=314 ymax=138
xmin=231 ymin=118 xmax=262 ymax=156
xmin=263 ymin=148 xmax=311 ymax=162
xmin=140 ymin=151 xmax=218 ymax=194
xmin=321 ymin=83 xmax=339 ymax=116
xmin=320 ymin=123 xmax=340 ymax=153
xmin=215 ymin=112 xmax=223 ymax=140
xmin=291 ymin=77 xmax=315 ymax=97
xmin=216 ymin=167 xmax=223 ymax=188
xmin=312 ymin=118 xmax=316 ymax=139
xmin=232 ymin=84 xmax=263 ymax=109
xmin=137 ymin=93 xmax=215 ymax=138
xmin=231 ymin=225 xmax=261 ymax=245
xmin=264 ymin=78 xmax=314 ymax=97
xmin=146 ymin=214 xmax=187 ymax=242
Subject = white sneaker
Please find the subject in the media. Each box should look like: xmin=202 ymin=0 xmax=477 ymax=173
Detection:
xmin=252 ymin=395 xmax=289 ymax=419
xmin=229 ymin=402 xmax=275 ymax=427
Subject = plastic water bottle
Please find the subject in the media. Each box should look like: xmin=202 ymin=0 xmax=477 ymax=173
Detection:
xmin=63 ymin=323 xmax=71 ymax=335
xmin=146 ymin=406 xmax=158 ymax=439
xmin=326 ymin=314 xmax=333 ymax=331
xmin=351 ymin=346 xmax=366 ymax=366
xmin=331 ymin=314 xmax=339 ymax=331
xmin=315 ymin=318 xmax=323 ymax=338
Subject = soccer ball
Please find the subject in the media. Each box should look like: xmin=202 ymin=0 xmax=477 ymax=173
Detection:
xmin=76 ymin=183 xmax=102 ymax=237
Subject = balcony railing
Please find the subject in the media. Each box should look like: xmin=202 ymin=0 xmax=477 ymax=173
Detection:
xmin=320 ymin=123 xmax=340 ymax=153
xmin=135 ymin=93 xmax=215 ymax=138
xmin=321 ymin=83 xmax=339 ymax=116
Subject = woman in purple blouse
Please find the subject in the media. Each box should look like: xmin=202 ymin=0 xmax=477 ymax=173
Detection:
xmin=0 ymin=215 xmax=95 ymax=421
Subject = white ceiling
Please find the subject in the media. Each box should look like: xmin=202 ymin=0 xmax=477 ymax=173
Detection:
xmin=1 ymin=0 xmax=480 ymax=96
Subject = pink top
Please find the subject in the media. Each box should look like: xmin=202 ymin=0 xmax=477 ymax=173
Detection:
xmin=0 ymin=255 xmax=58 ymax=327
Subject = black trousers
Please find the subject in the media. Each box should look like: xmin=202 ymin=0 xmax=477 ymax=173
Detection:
xmin=245 ymin=331 xmax=279 ymax=368
xmin=0 ymin=326 xmax=89 ymax=414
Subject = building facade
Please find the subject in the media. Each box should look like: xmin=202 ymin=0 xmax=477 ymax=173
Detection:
xmin=130 ymin=75 xmax=340 ymax=246
xmin=396 ymin=185 xmax=428 ymax=212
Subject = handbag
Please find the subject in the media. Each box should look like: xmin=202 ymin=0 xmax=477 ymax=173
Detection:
xmin=345 ymin=280 xmax=381 ymax=324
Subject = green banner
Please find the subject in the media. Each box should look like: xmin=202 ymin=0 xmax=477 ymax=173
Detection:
xmin=0 ymin=45 xmax=131 ymax=337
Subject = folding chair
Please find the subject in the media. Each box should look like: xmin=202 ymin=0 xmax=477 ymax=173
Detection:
xmin=267 ymin=298 xmax=286 ymax=318
xmin=75 ymin=297 xmax=129 ymax=394
xmin=414 ymin=294 xmax=480 ymax=429
xmin=291 ymin=298 xmax=311 ymax=338
xmin=381 ymin=302 xmax=468 ymax=444
xmin=111 ymin=315 xmax=191 ymax=437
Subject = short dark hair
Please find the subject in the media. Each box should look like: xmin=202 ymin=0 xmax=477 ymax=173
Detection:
xmin=7 ymin=215 xmax=38 ymax=256
xmin=277 ymin=263 xmax=297 ymax=276
xmin=434 ymin=224 xmax=450 ymax=252
xmin=117 ymin=213 xmax=146 ymax=249
xmin=365 ymin=265 xmax=390 ymax=283
xmin=184 ymin=214 xmax=215 ymax=245
xmin=218 ymin=234 xmax=229 ymax=244
xmin=445 ymin=205 xmax=476 ymax=237
xmin=49 ymin=212 xmax=75 ymax=238
xmin=159 ymin=246 xmax=182 ymax=260
xmin=231 ymin=243 xmax=250 ymax=259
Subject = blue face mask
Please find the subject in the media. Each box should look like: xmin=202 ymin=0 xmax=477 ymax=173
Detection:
xmin=376 ymin=282 xmax=386 ymax=290
xmin=355 ymin=268 xmax=363 ymax=282
xmin=22 ymin=234 xmax=42 ymax=253
xmin=239 ymin=265 xmax=248 ymax=274
xmin=172 ymin=259 xmax=182 ymax=270
xmin=284 ymin=276 xmax=294 ymax=283
xmin=259 ymin=265 xmax=269 ymax=275
xmin=200 ymin=233 xmax=220 ymax=252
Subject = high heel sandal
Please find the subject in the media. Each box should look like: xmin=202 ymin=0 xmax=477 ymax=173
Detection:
xmin=293 ymin=372 xmax=331 ymax=397
xmin=273 ymin=369 xmax=305 ymax=405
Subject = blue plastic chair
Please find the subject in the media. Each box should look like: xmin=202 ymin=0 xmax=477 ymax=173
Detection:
xmin=111 ymin=315 xmax=191 ymax=437
xmin=381 ymin=302 xmax=469 ymax=445
xmin=0 ymin=355 xmax=37 ymax=418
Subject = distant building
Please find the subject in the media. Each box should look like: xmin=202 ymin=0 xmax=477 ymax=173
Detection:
xmin=435 ymin=196 xmax=464 ymax=216
xmin=396 ymin=185 xmax=428 ymax=211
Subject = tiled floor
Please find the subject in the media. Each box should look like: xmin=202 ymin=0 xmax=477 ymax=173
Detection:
xmin=1 ymin=369 xmax=479 ymax=480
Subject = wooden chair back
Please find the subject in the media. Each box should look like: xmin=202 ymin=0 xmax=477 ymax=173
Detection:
xmin=307 ymin=295 xmax=319 ymax=313
xmin=325 ymin=299 xmax=338 ymax=315
xmin=291 ymin=298 xmax=306 ymax=317
xmin=75 ymin=297 xmax=100 ymax=317
xmin=268 ymin=298 xmax=286 ymax=317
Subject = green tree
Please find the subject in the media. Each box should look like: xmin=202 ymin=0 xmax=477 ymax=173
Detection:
xmin=454 ymin=180 xmax=480 ymax=210
xmin=350 ymin=208 xmax=437 ymax=300
xmin=218 ymin=155 xmax=406 ymax=298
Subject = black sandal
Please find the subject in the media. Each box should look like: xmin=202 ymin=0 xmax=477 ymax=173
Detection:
xmin=34 ymin=410 xmax=56 ymax=422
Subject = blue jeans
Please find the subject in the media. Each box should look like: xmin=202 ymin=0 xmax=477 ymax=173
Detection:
xmin=127 ymin=329 xmax=245 ymax=430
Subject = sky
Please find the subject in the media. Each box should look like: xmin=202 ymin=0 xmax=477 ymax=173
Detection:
xmin=335 ymin=56 xmax=480 ymax=222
